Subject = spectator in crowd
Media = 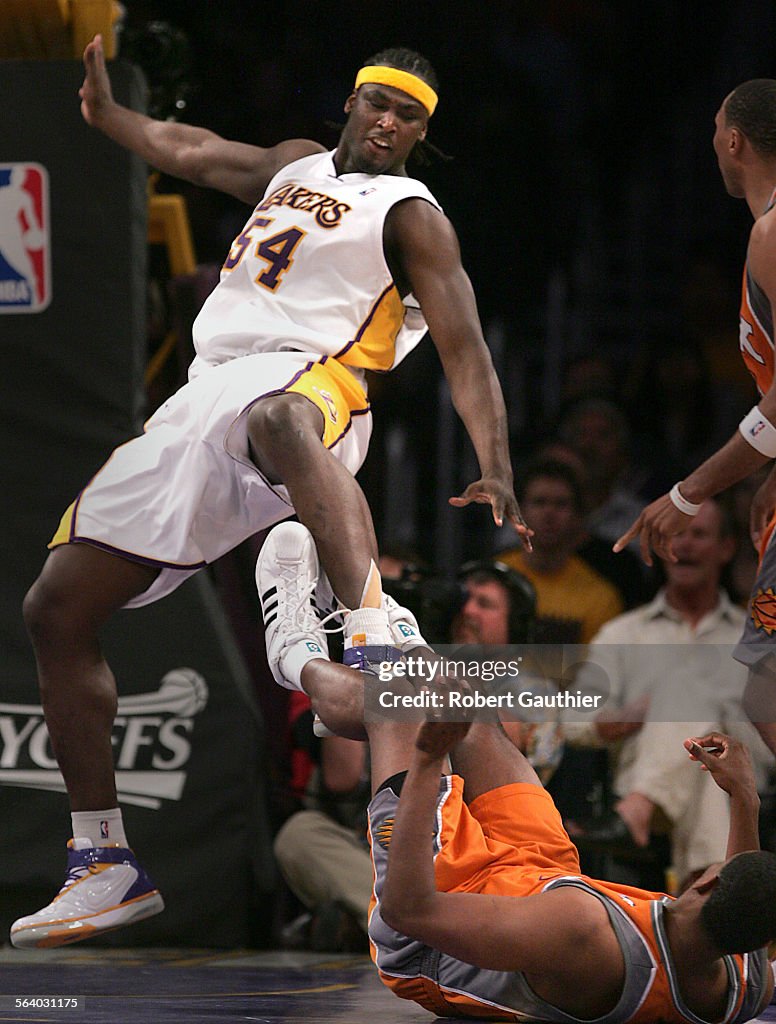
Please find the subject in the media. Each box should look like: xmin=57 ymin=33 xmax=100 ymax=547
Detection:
xmin=451 ymin=561 xmax=562 ymax=784
xmin=496 ymin=459 xmax=624 ymax=823
xmin=274 ymin=693 xmax=371 ymax=952
xmin=497 ymin=442 xmax=651 ymax=609
xmin=557 ymin=398 xmax=644 ymax=550
xmin=451 ymin=560 xmax=536 ymax=645
xmin=565 ymin=499 xmax=773 ymax=891
xmin=498 ymin=459 xmax=624 ymax=643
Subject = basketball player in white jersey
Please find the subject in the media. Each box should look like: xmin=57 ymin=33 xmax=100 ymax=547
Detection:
xmin=10 ymin=36 xmax=531 ymax=948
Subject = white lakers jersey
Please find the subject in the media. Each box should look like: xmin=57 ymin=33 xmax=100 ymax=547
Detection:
xmin=192 ymin=150 xmax=441 ymax=373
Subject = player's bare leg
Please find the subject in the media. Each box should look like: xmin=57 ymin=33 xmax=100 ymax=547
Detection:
xmin=300 ymin=659 xmax=368 ymax=741
xmin=251 ymin=394 xmax=407 ymax=715
xmin=12 ymin=544 xmax=165 ymax=948
xmin=247 ymin=394 xmax=381 ymax=609
xmin=23 ymin=543 xmax=159 ymax=809
xmin=365 ymin=716 xmax=430 ymax=796
xmin=450 ymin=718 xmax=542 ymax=802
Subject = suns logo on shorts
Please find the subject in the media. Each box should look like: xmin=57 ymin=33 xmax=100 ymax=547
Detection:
xmin=373 ymin=817 xmax=394 ymax=849
xmin=0 ymin=163 xmax=51 ymax=313
xmin=750 ymin=588 xmax=776 ymax=635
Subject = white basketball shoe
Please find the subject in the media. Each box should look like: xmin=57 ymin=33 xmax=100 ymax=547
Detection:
xmin=256 ymin=522 xmax=330 ymax=692
xmin=10 ymin=839 xmax=164 ymax=949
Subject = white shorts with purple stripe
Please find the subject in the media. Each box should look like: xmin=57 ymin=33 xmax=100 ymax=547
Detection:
xmin=50 ymin=351 xmax=371 ymax=607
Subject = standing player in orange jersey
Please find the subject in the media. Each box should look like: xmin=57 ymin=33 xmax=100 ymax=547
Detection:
xmin=616 ymin=81 xmax=776 ymax=755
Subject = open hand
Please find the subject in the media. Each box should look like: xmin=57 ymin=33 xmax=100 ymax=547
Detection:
xmin=450 ymin=477 xmax=533 ymax=550
xmin=79 ymin=34 xmax=115 ymax=126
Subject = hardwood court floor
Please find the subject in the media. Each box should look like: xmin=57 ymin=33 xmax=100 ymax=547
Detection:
xmin=0 ymin=948 xmax=432 ymax=1024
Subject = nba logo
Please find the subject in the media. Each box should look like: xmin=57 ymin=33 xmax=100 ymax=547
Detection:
xmin=100 ymin=820 xmax=110 ymax=839
xmin=0 ymin=163 xmax=51 ymax=313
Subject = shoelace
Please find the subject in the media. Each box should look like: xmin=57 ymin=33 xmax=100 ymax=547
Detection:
xmin=279 ymin=566 xmax=418 ymax=652
xmin=293 ymin=585 xmax=421 ymax=640
xmin=59 ymin=863 xmax=100 ymax=892
xmin=286 ymin=580 xmax=346 ymax=641
xmin=272 ymin=555 xmax=343 ymax=629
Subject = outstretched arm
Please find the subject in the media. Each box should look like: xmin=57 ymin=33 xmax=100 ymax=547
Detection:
xmin=386 ymin=199 xmax=531 ymax=546
xmin=613 ymin=436 xmax=769 ymax=567
xmin=684 ymin=733 xmax=760 ymax=858
xmin=80 ymin=34 xmax=324 ymax=204
xmin=615 ymin=218 xmax=776 ymax=566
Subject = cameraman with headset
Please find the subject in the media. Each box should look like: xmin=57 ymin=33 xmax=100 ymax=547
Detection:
xmin=384 ymin=558 xmax=563 ymax=784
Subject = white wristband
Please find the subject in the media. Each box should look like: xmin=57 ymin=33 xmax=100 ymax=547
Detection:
xmin=669 ymin=483 xmax=702 ymax=516
xmin=739 ymin=405 xmax=776 ymax=458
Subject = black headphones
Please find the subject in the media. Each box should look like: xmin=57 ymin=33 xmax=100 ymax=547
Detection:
xmin=457 ymin=560 xmax=537 ymax=644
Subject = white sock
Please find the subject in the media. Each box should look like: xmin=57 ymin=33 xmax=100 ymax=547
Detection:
xmin=280 ymin=640 xmax=330 ymax=692
xmin=344 ymin=606 xmax=393 ymax=648
xmin=71 ymin=808 xmax=128 ymax=848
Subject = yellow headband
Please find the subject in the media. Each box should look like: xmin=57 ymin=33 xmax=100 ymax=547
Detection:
xmin=355 ymin=66 xmax=437 ymax=116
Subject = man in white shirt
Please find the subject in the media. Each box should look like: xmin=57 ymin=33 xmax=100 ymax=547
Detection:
xmin=566 ymin=499 xmax=773 ymax=889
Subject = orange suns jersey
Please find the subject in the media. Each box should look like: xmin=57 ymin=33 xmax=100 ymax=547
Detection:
xmin=739 ymin=190 xmax=776 ymax=396
xmin=559 ymin=876 xmax=769 ymax=1024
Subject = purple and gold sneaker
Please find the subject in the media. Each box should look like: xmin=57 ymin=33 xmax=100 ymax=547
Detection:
xmin=10 ymin=838 xmax=164 ymax=948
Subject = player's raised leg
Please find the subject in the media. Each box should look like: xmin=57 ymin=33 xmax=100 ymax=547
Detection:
xmin=450 ymin=720 xmax=543 ymax=802
xmin=248 ymin=395 xmax=402 ymax=668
